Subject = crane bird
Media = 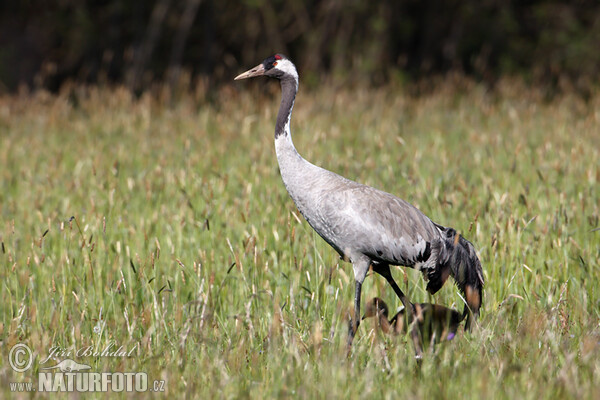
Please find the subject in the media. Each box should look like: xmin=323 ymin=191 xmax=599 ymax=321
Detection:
xmin=235 ymin=54 xmax=484 ymax=347
xmin=363 ymin=297 xmax=464 ymax=356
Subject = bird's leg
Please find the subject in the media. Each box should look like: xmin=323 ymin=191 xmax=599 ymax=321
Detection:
xmin=373 ymin=263 xmax=424 ymax=358
xmin=407 ymin=304 xmax=424 ymax=359
xmin=348 ymin=258 xmax=370 ymax=348
xmin=347 ymin=280 xmax=362 ymax=347
xmin=372 ymin=264 xmax=413 ymax=315
xmin=463 ymin=305 xmax=472 ymax=331
xmin=411 ymin=330 xmax=424 ymax=359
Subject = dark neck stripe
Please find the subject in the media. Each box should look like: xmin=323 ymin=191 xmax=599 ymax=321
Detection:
xmin=275 ymin=77 xmax=297 ymax=138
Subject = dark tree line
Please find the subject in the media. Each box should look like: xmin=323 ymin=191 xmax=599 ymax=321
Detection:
xmin=1 ymin=0 xmax=599 ymax=93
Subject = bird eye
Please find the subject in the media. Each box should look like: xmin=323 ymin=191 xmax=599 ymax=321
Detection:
xmin=273 ymin=61 xmax=278 ymax=67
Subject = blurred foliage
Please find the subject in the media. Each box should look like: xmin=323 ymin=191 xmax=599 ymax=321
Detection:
xmin=0 ymin=0 xmax=599 ymax=94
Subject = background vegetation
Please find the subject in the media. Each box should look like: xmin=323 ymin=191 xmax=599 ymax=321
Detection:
xmin=1 ymin=0 xmax=600 ymax=94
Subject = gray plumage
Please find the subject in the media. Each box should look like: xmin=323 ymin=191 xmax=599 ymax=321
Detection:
xmin=235 ymin=54 xmax=484 ymax=345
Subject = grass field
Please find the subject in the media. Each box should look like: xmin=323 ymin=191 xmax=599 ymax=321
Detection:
xmin=1 ymin=78 xmax=599 ymax=398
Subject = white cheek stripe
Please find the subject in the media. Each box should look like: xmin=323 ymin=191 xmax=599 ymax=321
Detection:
xmin=276 ymin=60 xmax=299 ymax=80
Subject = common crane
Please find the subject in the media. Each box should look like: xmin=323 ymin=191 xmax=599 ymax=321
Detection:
xmin=235 ymin=54 xmax=484 ymax=347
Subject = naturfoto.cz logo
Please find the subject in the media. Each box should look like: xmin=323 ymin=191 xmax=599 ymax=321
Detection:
xmin=8 ymin=343 xmax=166 ymax=393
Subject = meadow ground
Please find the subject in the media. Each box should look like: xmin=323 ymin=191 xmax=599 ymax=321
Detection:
xmin=0 ymin=78 xmax=599 ymax=399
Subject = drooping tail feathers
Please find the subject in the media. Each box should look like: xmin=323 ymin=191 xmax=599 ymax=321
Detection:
xmin=423 ymin=225 xmax=484 ymax=326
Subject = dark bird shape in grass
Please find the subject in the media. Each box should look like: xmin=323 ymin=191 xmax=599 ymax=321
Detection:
xmin=363 ymin=297 xmax=464 ymax=356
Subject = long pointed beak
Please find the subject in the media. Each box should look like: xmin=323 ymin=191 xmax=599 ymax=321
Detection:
xmin=234 ymin=63 xmax=265 ymax=80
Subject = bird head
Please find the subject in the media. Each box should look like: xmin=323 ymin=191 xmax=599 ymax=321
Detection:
xmin=235 ymin=54 xmax=298 ymax=81
xmin=362 ymin=297 xmax=389 ymax=320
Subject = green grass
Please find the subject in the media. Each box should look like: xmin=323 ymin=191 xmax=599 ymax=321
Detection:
xmin=0 ymin=79 xmax=599 ymax=398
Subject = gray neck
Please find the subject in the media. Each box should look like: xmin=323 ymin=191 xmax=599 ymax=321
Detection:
xmin=273 ymin=73 xmax=314 ymax=218
xmin=275 ymin=77 xmax=297 ymax=138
